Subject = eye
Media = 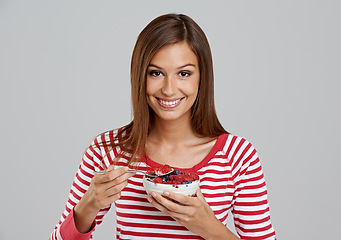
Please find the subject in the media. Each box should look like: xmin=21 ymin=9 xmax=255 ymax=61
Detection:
xmin=149 ymin=70 xmax=163 ymax=77
xmin=178 ymin=71 xmax=191 ymax=78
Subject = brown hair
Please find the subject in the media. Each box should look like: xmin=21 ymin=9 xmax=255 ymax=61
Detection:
xmin=99 ymin=13 xmax=227 ymax=166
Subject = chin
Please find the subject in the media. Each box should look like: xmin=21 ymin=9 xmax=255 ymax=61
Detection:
xmin=154 ymin=111 xmax=191 ymax=122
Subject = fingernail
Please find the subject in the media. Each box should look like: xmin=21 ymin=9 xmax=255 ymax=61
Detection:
xmin=164 ymin=191 xmax=170 ymax=196
xmin=151 ymin=192 xmax=157 ymax=198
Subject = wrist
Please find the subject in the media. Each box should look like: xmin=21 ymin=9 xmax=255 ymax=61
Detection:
xmin=73 ymin=197 xmax=99 ymax=233
xmin=203 ymin=218 xmax=239 ymax=240
xmin=60 ymin=210 xmax=95 ymax=239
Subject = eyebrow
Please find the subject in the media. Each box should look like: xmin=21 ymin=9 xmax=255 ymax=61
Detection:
xmin=148 ymin=63 xmax=196 ymax=69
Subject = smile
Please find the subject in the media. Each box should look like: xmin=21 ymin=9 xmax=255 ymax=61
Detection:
xmin=156 ymin=97 xmax=184 ymax=108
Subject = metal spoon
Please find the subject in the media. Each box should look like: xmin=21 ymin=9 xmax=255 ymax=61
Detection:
xmin=94 ymin=168 xmax=174 ymax=178
xmin=127 ymin=169 xmax=174 ymax=178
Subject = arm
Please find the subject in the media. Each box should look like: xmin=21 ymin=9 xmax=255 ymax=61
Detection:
xmin=230 ymin=140 xmax=276 ymax=239
xmin=73 ymin=165 xmax=133 ymax=233
xmin=49 ymin=144 xmax=108 ymax=240
xmin=49 ymin=141 xmax=134 ymax=240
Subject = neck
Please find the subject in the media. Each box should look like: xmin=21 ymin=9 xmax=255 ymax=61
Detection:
xmin=148 ymin=115 xmax=196 ymax=145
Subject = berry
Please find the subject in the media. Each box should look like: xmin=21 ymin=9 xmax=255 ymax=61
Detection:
xmin=154 ymin=164 xmax=173 ymax=176
xmin=154 ymin=177 xmax=163 ymax=184
xmin=174 ymin=174 xmax=185 ymax=182
xmin=189 ymin=172 xmax=199 ymax=181
xmin=149 ymin=165 xmax=199 ymax=185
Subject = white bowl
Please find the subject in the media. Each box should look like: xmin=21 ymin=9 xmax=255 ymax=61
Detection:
xmin=143 ymin=175 xmax=199 ymax=197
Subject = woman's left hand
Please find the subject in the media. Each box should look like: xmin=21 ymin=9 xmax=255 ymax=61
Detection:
xmin=147 ymin=188 xmax=226 ymax=239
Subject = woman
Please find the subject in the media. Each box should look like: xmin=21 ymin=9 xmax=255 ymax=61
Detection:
xmin=50 ymin=13 xmax=276 ymax=240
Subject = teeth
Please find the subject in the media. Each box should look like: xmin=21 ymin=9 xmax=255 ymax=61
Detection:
xmin=160 ymin=99 xmax=181 ymax=106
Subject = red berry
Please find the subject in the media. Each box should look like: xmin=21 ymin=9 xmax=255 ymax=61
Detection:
xmin=154 ymin=177 xmax=163 ymax=184
xmin=174 ymin=180 xmax=182 ymax=185
xmin=160 ymin=164 xmax=172 ymax=174
xmin=184 ymin=176 xmax=192 ymax=181
xmin=189 ymin=172 xmax=199 ymax=181
xmin=175 ymin=174 xmax=185 ymax=183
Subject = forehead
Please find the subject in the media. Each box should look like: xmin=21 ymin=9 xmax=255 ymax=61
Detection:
xmin=149 ymin=42 xmax=198 ymax=68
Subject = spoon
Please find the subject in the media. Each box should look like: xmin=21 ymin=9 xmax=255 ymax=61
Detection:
xmin=127 ymin=169 xmax=174 ymax=178
xmin=94 ymin=168 xmax=174 ymax=178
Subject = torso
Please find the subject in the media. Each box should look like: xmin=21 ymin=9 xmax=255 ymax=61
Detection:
xmin=89 ymin=129 xmax=275 ymax=239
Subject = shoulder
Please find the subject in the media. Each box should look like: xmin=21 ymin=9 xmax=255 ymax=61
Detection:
xmin=87 ymin=127 xmax=127 ymax=159
xmin=91 ymin=126 xmax=131 ymax=147
xmin=79 ymin=127 xmax=130 ymax=172
xmin=217 ymin=133 xmax=259 ymax=168
xmin=92 ymin=128 xmax=121 ymax=145
xmin=218 ymin=133 xmax=256 ymax=155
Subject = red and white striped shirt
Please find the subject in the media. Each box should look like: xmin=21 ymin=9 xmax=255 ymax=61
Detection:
xmin=50 ymin=129 xmax=276 ymax=239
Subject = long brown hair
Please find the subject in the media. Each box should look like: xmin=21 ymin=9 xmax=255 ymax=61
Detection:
xmin=99 ymin=13 xmax=227 ymax=166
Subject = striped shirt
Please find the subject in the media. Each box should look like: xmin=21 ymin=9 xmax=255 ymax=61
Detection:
xmin=50 ymin=129 xmax=276 ymax=239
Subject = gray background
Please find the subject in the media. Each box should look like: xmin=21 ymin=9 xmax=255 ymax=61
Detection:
xmin=1 ymin=0 xmax=340 ymax=239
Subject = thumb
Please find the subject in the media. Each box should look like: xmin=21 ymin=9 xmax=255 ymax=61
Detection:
xmin=196 ymin=188 xmax=207 ymax=203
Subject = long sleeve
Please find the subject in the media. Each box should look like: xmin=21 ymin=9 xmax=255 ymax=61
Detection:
xmin=49 ymin=140 xmax=112 ymax=240
xmin=230 ymin=137 xmax=276 ymax=239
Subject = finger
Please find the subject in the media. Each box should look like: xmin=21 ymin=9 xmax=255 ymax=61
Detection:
xmin=99 ymin=191 xmax=123 ymax=207
xmin=147 ymin=192 xmax=179 ymax=215
xmin=110 ymin=171 xmax=135 ymax=184
xmin=106 ymin=166 xmax=129 ymax=180
xmin=163 ymin=191 xmax=195 ymax=206
xmin=107 ymin=192 xmax=122 ymax=203
xmin=105 ymin=179 xmax=129 ymax=197
xmin=147 ymin=193 xmax=167 ymax=212
xmin=97 ymin=166 xmax=129 ymax=183
xmin=150 ymin=191 xmax=188 ymax=214
xmin=100 ymin=171 xmax=135 ymax=192
xmin=195 ymin=188 xmax=210 ymax=207
xmin=196 ymin=188 xmax=203 ymax=199
xmin=147 ymin=193 xmax=190 ymax=222
xmin=107 ymin=164 xmax=115 ymax=171
xmin=162 ymin=191 xmax=203 ymax=217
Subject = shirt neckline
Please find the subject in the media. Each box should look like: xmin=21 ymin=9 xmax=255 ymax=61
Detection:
xmin=142 ymin=133 xmax=229 ymax=172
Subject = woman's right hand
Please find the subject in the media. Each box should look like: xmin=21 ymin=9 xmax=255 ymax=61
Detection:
xmin=87 ymin=165 xmax=134 ymax=210
xmin=73 ymin=166 xmax=134 ymax=233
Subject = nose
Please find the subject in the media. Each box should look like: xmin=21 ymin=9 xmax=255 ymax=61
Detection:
xmin=161 ymin=76 xmax=176 ymax=96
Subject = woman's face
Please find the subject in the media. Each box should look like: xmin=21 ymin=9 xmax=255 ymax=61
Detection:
xmin=146 ymin=41 xmax=200 ymax=123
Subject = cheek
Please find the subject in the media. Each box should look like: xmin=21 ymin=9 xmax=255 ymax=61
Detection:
xmin=187 ymin=78 xmax=200 ymax=97
xmin=146 ymin=78 xmax=159 ymax=96
xmin=146 ymin=79 xmax=154 ymax=97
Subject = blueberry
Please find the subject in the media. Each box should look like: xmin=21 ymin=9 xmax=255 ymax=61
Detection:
xmin=174 ymin=170 xmax=180 ymax=175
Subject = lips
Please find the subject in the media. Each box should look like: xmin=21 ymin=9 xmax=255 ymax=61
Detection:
xmin=156 ymin=97 xmax=184 ymax=108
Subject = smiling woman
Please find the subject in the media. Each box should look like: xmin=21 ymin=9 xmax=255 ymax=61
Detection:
xmin=50 ymin=13 xmax=276 ymax=240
